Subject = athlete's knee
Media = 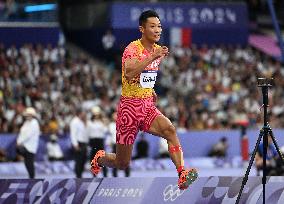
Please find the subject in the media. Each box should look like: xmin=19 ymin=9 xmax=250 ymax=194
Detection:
xmin=116 ymin=160 xmax=130 ymax=170
xmin=163 ymin=124 xmax=176 ymax=136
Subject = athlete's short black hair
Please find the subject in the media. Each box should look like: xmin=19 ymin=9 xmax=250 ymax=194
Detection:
xmin=139 ymin=10 xmax=160 ymax=26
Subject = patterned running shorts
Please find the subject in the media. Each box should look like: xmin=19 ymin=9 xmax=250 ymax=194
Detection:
xmin=116 ymin=96 xmax=162 ymax=144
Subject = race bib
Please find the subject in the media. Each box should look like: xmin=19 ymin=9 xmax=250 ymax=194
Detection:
xmin=140 ymin=70 xmax=158 ymax=88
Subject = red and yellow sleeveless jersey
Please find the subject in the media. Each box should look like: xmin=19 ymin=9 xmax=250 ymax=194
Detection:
xmin=121 ymin=39 xmax=162 ymax=98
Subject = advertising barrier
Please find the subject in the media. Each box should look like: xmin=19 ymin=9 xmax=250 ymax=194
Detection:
xmin=1 ymin=177 xmax=284 ymax=203
xmin=0 ymin=178 xmax=101 ymax=204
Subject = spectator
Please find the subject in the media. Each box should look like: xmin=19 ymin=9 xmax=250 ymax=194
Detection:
xmin=0 ymin=148 xmax=7 ymax=162
xmin=47 ymin=116 xmax=59 ymax=135
xmin=157 ymin=138 xmax=170 ymax=159
xmin=132 ymin=133 xmax=149 ymax=160
xmin=0 ymin=43 xmax=284 ymax=134
xmin=16 ymin=107 xmax=40 ymax=179
xmin=87 ymin=106 xmax=108 ymax=177
xmin=208 ymin=137 xmax=228 ymax=158
xmin=102 ymin=29 xmax=116 ymax=51
xmin=46 ymin=134 xmax=64 ymax=161
xmin=255 ymin=134 xmax=279 ymax=176
xmin=4 ymin=0 xmax=17 ymax=20
xmin=70 ymin=108 xmax=88 ymax=178
xmin=101 ymin=29 xmax=116 ymax=63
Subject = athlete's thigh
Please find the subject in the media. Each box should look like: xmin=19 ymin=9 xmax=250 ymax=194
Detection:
xmin=147 ymin=114 xmax=173 ymax=139
xmin=116 ymin=144 xmax=133 ymax=163
xmin=116 ymin=97 xmax=142 ymax=144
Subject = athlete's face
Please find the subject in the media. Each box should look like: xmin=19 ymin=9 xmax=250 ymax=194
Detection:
xmin=140 ymin=17 xmax=162 ymax=43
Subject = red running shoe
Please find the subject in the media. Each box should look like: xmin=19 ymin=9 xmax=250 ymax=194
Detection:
xmin=90 ymin=150 xmax=105 ymax=175
xmin=178 ymin=168 xmax=198 ymax=190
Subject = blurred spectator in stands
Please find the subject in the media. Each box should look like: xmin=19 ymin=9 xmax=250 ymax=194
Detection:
xmin=87 ymin=106 xmax=108 ymax=177
xmin=102 ymin=29 xmax=116 ymax=51
xmin=46 ymin=134 xmax=64 ymax=161
xmin=157 ymin=138 xmax=170 ymax=159
xmin=70 ymin=108 xmax=88 ymax=178
xmin=4 ymin=0 xmax=17 ymax=20
xmin=255 ymin=134 xmax=279 ymax=176
xmin=0 ymin=115 xmax=8 ymax=132
xmin=132 ymin=133 xmax=149 ymax=160
xmin=0 ymin=148 xmax=7 ymax=162
xmin=101 ymin=29 xmax=116 ymax=64
xmin=1 ymin=43 xmax=284 ymax=134
xmin=276 ymin=146 xmax=284 ymax=176
xmin=208 ymin=137 xmax=228 ymax=158
xmin=47 ymin=116 xmax=59 ymax=134
xmin=106 ymin=111 xmax=130 ymax=177
xmin=16 ymin=107 xmax=40 ymax=178
xmin=0 ymin=1 xmax=5 ymax=19
xmin=0 ymin=94 xmax=9 ymax=132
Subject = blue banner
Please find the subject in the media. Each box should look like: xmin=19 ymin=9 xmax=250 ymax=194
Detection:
xmin=111 ymin=2 xmax=248 ymax=29
xmin=0 ymin=26 xmax=60 ymax=48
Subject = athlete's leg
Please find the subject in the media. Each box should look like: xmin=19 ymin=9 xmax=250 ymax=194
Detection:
xmin=148 ymin=114 xmax=198 ymax=189
xmin=98 ymin=144 xmax=133 ymax=170
xmin=91 ymin=97 xmax=142 ymax=175
xmin=90 ymin=144 xmax=133 ymax=175
xmin=148 ymin=115 xmax=183 ymax=168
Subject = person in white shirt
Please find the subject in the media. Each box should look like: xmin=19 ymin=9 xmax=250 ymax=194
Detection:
xmin=101 ymin=29 xmax=116 ymax=63
xmin=16 ymin=107 xmax=40 ymax=178
xmin=47 ymin=134 xmax=64 ymax=161
xmin=158 ymin=138 xmax=170 ymax=158
xmin=102 ymin=29 xmax=116 ymax=51
xmin=70 ymin=108 xmax=88 ymax=178
xmin=87 ymin=106 xmax=108 ymax=177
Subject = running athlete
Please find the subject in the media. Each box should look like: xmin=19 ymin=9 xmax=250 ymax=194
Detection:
xmin=91 ymin=10 xmax=198 ymax=190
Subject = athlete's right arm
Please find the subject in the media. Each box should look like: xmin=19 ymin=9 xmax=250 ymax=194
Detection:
xmin=124 ymin=46 xmax=168 ymax=81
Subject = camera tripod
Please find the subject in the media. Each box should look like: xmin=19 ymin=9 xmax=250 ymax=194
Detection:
xmin=235 ymin=78 xmax=284 ymax=204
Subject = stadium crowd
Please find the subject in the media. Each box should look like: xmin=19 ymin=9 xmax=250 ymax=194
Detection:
xmin=0 ymin=42 xmax=284 ymax=134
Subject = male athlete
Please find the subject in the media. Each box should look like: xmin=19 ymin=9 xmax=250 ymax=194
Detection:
xmin=91 ymin=10 xmax=198 ymax=190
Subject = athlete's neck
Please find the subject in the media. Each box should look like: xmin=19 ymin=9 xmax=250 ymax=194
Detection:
xmin=140 ymin=38 xmax=154 ymax=52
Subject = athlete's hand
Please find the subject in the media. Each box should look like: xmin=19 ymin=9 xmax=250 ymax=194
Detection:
xmin=152 ymin=46 xmax=169 ymax=60
xmin=153 ymin=90 xmax=157 ymax=104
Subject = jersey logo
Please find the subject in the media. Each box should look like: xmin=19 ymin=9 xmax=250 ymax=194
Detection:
xmin=140 ymin=70 xmax=158 ymax=88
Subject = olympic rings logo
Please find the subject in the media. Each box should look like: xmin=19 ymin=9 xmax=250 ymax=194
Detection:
xmin=163 ymin=184 xmax=185 ymax=202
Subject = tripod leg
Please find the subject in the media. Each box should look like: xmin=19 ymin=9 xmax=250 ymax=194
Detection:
xmin=235 ymin=130 xmax=264 ymax=204
xmin=262 ymin=126 xmax=269 ymax=204
xmin=269 ymin=129 xmax=284 ymax=166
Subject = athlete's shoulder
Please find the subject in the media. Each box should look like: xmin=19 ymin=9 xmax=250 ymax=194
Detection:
xmin=122 ymin=40 xmax=143 ymax=61
xmin=125 ymin=40 xmax=142 ymax=51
